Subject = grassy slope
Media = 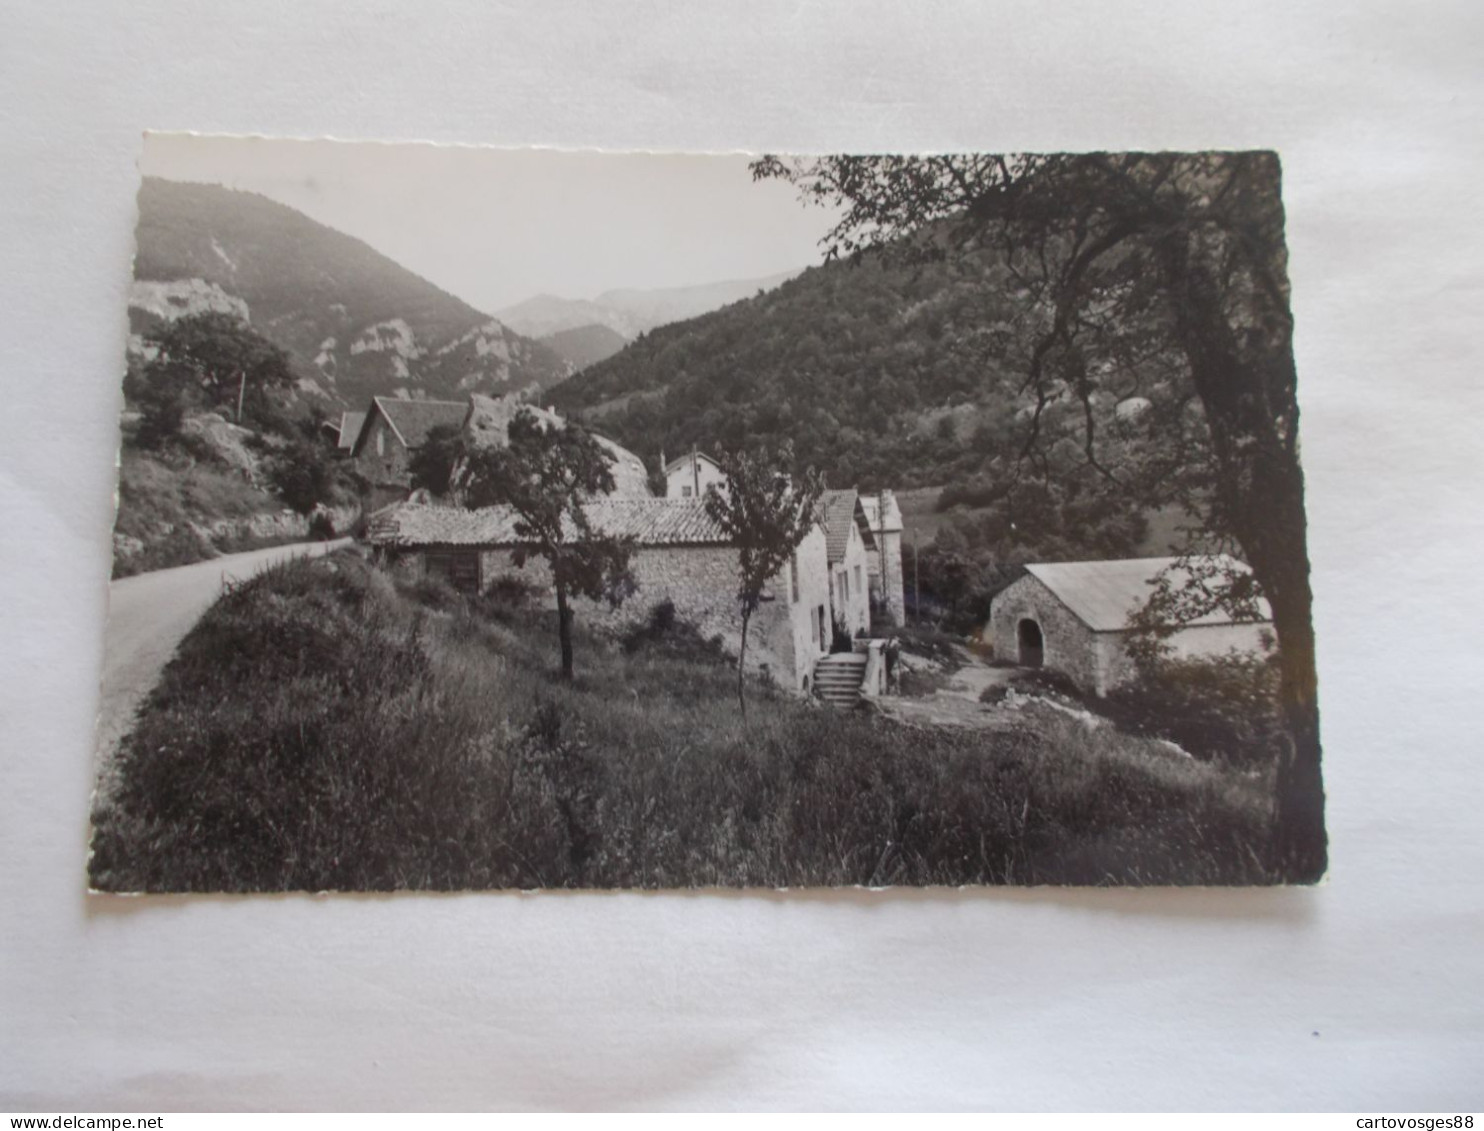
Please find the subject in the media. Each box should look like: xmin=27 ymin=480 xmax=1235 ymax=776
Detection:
xmin=112 ymin=449 xmax=297 ymax=577
xmin=89 ymin=553 xmax=1275 ymax=892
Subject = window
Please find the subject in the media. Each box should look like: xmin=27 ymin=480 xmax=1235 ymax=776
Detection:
xmin=375 ymin=426 xmax=385 ymax=456
xmin=426 ymin=550 xmax=480 ymax=594
xmin=854 ymin=565 xmax=862 ymax=595
xmin=790 ymin=551 xmax=799 ymax=602
xmin=681 ymin=485 xmax=693 ymax=498
xmin=842 ymin=571 xmax=849 ymax=601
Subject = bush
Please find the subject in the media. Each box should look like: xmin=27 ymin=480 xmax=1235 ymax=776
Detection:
xmin=1103 ymin=650 xmax=1284 ymax=770
xmin=308 ymin=511 xmax=337 ymax=540
xmin=829 ymin=614 xmax=855 ymax=654
xmin=621 ymin=599 xmax=730 ymax=667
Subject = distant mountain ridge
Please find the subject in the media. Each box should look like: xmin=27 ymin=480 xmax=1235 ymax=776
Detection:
xmin=497 ymin=268 xmax=804 ymax=341
xmin=129 ymin=178 xmax=571 ymax=410
xmin=538 ymin=323 xmax=630 ymax=371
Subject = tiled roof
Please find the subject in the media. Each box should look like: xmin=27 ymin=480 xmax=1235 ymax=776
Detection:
xmin=820 ymin=489 xmax=860 ymax=564
xmin=1023 ymin=555 xmax=1271 ymax=632
xmin=366 ymin=397 xmax=469 ymax=450
xmin=336 ymin=411 xmax=366 ymax=450
xmin=858 ymin=490 xmax=903 ymax=534
xmin=369 ymin=497 xmax=731 ymax=548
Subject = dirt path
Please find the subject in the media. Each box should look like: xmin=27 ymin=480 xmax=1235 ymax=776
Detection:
xmin=878 ymin=645 xmax=1020 ymax=730
xmin=91 ymin=539 xmax=349 ymax=808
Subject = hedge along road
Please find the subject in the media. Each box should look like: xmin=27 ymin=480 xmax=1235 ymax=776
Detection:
xmin=91 ymin=538 xmax=351 ymax=809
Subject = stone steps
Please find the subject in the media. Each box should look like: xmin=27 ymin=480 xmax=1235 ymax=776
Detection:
xmin=814 ymin=653 xmax=868 ymax=709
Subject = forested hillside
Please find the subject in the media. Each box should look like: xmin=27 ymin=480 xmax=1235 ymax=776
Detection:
xmin=550 ymin=236 xmax=1210 ymax=577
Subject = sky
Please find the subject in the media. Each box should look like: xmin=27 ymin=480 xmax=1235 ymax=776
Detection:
xmin=140 ymin=135 xmax=843 ymax=314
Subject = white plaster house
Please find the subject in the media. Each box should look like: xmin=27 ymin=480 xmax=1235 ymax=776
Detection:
xmin=662 ymin=451 xmax=728 ymax=499
xmin=858 ymin=490 xmax=905 ymax=626
xmin=820 ymin=489 xmax=873 ymax=639
xmin=988 ymin=555 xmax=1274 ymax=696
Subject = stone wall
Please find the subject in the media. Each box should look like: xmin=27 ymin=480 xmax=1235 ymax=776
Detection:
xmin=992 ymin=573 xmax=1275 ymax=695
xmin=473 ymin=541 xmax=815 ymax=689
xmin=356 ymin=411 xmax=411 ymax=492
xmin=988 ymin=573 xmax=1102 ymax=692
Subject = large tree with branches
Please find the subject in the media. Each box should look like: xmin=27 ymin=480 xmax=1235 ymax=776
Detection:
xmin=755 ymin=152 xmax=1323 ymax=880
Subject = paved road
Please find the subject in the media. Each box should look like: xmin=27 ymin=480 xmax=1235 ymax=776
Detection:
xmin=91 ymin=539 xmax=350 ymax=806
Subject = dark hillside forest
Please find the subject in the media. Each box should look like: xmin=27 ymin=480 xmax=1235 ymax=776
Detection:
xmin=550 ymin=227 xmax=1212 ymax=572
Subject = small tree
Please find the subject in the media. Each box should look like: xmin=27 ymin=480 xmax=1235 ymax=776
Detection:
xmin=460 ymin=411 xmax=635 ymax=680
xmin=703 ymin=444 xmax=823 ymax=717
xmin=408 ymin=422 xmax=466 ymax=497
xmin=269 ymin=439 xmax=335 ymax=516
xmin=136 ymin=312 xmax=297 ymax=434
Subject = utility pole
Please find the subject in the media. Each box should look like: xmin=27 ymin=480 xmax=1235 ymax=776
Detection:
xmin=235 ymin=367 xmax=247 ymax=424
xmin=692 ymin=444 xmax=699 ymax=498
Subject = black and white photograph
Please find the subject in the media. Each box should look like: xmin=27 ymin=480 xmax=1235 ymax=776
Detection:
xmin=88 ymin=136 xmax=1325 ymax=892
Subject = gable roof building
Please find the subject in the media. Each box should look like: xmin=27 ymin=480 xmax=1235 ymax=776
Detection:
xmin=370 ymin=496 xmax=832 ymax=693
xmin=663 ymin=450 xmax=727 ymax=499
xmin=351 ymin=396 xmax=470 ymax=458
xmin=819 ymin=489 xmax=873 ymax=635
xmin=989 ymin=554 xmax=1273 ymax=695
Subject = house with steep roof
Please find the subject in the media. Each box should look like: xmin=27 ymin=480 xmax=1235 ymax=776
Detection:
xmin=988 ymin=555 xmax=1274 ymax=696
xmin=819 ymin=489 xmax=872 ymax=639
xmin=663 ymin=450 xmax=728 ymax=499
xmin=351 ymin=396 xmax=471 ymax=509
xmin=369 ymin=497 xmax=833 ymax=692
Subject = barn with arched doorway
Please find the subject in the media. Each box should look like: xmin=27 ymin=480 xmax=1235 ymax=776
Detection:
xmin=988 ymin=556 xmax=1274 ymax=696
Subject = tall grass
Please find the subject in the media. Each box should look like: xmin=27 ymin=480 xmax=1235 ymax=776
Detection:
xmin=90 ymin=553 xmax=1276 ymax=891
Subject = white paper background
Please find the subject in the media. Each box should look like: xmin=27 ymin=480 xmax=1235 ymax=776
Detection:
xmin=2 ymin=0 xmax=1481 ymax=1111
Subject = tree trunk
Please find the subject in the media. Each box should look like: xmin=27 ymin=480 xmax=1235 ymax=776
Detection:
xmin=1162 ymin=229 xmax=1327 ymax=882
xmin=736 ymin=611 xmax=750 ymax=721
xmin=555 ymin=577 xmax=575 ymax=681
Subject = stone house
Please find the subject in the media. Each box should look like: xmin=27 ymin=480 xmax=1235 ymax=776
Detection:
xmin=858 ymin=490 xmax=905 ymax=626
xmin=351 ymin=394 xmax=652 ymax=511
xmin=820 ymin=489 xmax=873 ymax=640
xmin=350 ymin=396 xmax=470 ymax=510
xmin=369 ymin=497 xmax=834 ymax=692
xmin=663 ymin=451 xmax=728 ymax=499
xmin=988 ymin=555 xmax=1274 ymax=696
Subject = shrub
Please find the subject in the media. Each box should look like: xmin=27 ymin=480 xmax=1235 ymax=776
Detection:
xmin=829 ymin=614 xmax=854 ymax=654
xmin=1103 ymin=650 xmax=1284 ymax=770
xmin=308 ymin=511 xmax=337 ymax=540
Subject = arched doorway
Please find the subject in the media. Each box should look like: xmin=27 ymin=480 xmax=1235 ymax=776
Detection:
xmin=1017 ymin=618 xmax=1044 ymax=668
